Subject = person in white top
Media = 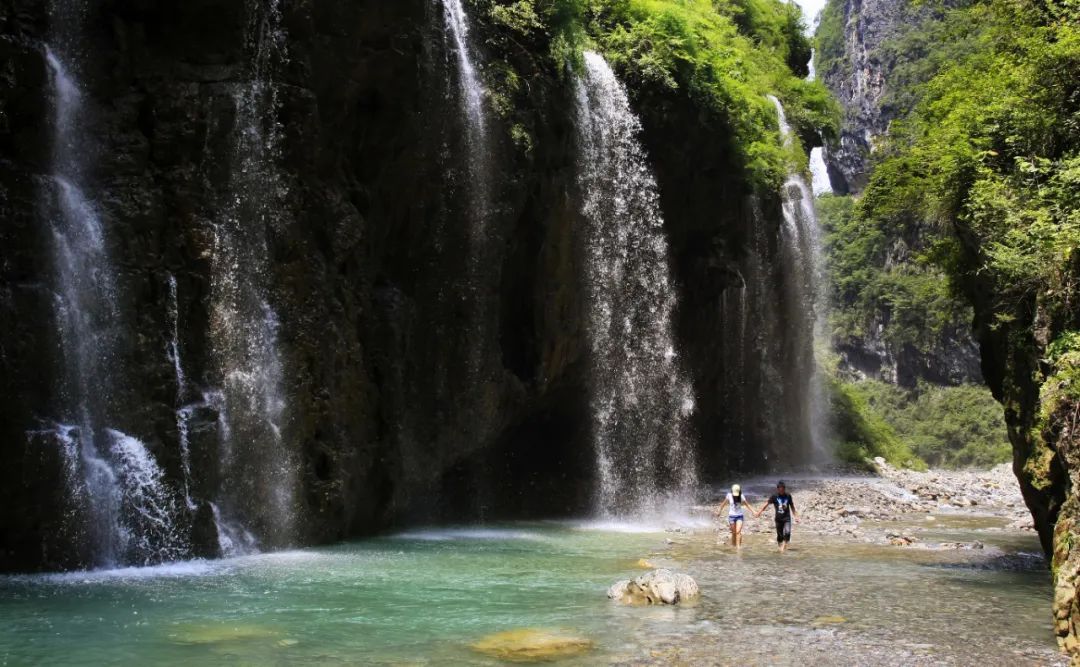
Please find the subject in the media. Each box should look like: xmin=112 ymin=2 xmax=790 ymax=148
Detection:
xmin=713 ymin=484 xmax=750 ymax=548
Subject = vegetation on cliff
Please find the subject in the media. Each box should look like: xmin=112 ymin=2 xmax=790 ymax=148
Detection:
xmin=475 ymin=0 xmax=837 ymax=188
xmin=817 ymin=192 xmax=971 ymax=360
xmin=832 ymin=378 xmax=1010 ymax=469
xmin=852 ymin=0 xmax=1079 ymax=479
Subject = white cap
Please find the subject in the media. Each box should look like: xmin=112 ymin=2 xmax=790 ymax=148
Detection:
xmin=731 ymin=484 xmax=741 ymax=495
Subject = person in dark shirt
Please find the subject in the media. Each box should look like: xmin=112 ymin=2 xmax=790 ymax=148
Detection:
xmin=755 ymin=481 xmax=798 ymax=552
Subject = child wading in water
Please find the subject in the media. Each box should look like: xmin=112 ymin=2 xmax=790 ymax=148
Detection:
xmin=755 ymin=480 xmax=798 ymax=552
xmin=714 ymin=484 xmax=750 ymax=548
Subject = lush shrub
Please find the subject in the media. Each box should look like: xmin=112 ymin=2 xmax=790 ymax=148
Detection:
xmin=832 ymin=378 xmax=1011 ymax=469
xmin=817 ymin=192 xmax=972 ymax=356
xmin=828 ymin=375 xmax=926 ymax=470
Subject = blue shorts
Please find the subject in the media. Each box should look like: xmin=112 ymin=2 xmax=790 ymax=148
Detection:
xmin=728 ymin=515 xmax=744 ymax=525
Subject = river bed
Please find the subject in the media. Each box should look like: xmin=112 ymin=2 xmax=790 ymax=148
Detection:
xmin=0 ymin=505 xmax=1061 ymax=666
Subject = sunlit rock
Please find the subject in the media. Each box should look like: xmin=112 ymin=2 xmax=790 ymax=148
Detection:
xmin=470 ymin=629 xmax=593 ymax=662
xmin=608 ymin=568 xmax=699 ymax=605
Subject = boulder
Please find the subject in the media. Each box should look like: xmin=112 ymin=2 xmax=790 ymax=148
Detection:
xmin=470 ymin=629 xmax=593 ymax=662
xmin=608 ymin=569 xmax=700 ymax=605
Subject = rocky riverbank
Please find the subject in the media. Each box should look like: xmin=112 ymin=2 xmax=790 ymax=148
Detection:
xmin=696 ymin=461 xmax=1033 ymax=543
xmin=623 ymin=466 xmax=1062 ymax=665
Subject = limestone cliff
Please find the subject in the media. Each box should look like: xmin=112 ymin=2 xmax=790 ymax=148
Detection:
xmin=0 ymin=0 xmax=812 ymax=570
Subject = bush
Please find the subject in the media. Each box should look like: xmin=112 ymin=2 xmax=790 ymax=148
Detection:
xmin=831 ymin=378 xmax=1011 ymax=469
xmin=828 ymin=376 xmax=926 ymax=470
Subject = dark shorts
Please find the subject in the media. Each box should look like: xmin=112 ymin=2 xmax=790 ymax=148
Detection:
xmin=775 ymin=518 xmax=792 ymax=543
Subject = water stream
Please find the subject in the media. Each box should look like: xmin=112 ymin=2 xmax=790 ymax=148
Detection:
xmin=575 ymin=52 xmax=698 ymax=516
xmin=207 ymin=0 xmax=297 ymax=549
xmin=0 ymin=520 xmax=1058 ymax=665
xmin=770 ymin=95 xmax=832 ymax=465
xmin=43 ymin=4 xmax=188 ymax=567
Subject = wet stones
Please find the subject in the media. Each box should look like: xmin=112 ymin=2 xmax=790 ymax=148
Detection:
xmin=608 ymin=569 xmax=700 ymax=605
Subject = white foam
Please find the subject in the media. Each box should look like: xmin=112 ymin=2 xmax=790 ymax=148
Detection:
xmin=7 ymin=559 xmax=219 ymax=585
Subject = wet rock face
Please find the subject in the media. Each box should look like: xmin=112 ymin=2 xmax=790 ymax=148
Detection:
xmin=0 ymin=0 xmax=597 ymax=570
xmin=0 ymin=0 xmax=780 ymax=570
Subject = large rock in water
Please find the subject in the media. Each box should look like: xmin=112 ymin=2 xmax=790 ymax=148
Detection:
xmin=608 ymin=569 xmax=700 ymax=605
xmin=470 ymin=629 xmax=594 ymax=662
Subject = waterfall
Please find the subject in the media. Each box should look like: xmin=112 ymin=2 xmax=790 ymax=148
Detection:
xmin=441 ymin=0 xmax=487 ymax=141
xmin=206 ymin=0 xmax=297 ymax=549
xmin=107 ymin=430 xmax=189 ymax=564
xmin=769 ymin=95 xmax=832 ymax=464
xmin=435 ymin=0 xmax=498 ymax=446
xmin=575 ymin=52 xmax=698 ymax=516
xmin=43 ymin=0 xmax=188 ymax=566
xmin=166 ymin=274 xmax=197 ymax=512
xmin=805 ymin=49 xmax=834 ymax=195
xmin=439 ymin=0 xmax=492 ymax=237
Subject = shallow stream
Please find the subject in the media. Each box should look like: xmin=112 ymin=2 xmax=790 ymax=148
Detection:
xmin=0 ymin=517 xmax=1060 ymax=665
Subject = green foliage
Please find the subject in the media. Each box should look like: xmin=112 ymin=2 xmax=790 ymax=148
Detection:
xmin=479 ymin=0 xmax=837 ymax=182
xmin=1039 ymin=331 xmax=1080 ymax=429
xmin=818 ymin=193 xmax=972 ymax=355
xmin=828 ymin=376 xmax=926 ymax=470
xmin=813 ymin=0 xmax=846 ymax=80
xmin=830 ymin=376 xmax=1010 ymax=469
xmin=582 ymin=0 xmax=838 ymax=187
xmin=855 ymin=380 xmax=1011 ymax=468
xmin=858 ymin=0 xmax=1080 ymax=312
xmin=491 ymin=1 xmax=544 ymax=33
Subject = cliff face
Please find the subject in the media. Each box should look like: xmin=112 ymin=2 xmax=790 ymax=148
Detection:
xmin=0 ymin=0 xmax=803 ymax=571
xmin=816 ymin=0 xmax=982 ymax=390
xmin=0 ymin=0 xmax=592 ymax=570
xmin=816 ymin=0 xmax=902 ymax=194
xmin=818 ymin=0 xmax=1080 ymax=655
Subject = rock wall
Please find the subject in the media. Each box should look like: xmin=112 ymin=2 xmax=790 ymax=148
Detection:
xmin=817 ymin=0 xmax=982 ymax=389
xmin=0 ymin=0 xmax=799 ymax=571
xmin=818 ymin=0 xmax=1080 ymax=656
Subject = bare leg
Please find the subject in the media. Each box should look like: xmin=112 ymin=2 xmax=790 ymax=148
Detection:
xmin=729 ymin=521 xmax=737 ymax=547
xmin=734 ymin=519 xmax=744 ymax=548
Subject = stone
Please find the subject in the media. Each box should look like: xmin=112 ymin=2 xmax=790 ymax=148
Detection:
xmin=168 ymin=624 xmax=281 ymax=645
xmin=470 ymin=629 xmax=593 ymax=662
xmin=608 ymin=569 xmax=700 ymax=605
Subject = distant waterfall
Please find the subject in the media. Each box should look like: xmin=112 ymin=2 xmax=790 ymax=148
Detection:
xmin=43 ymin=27 xmax=187 ymax=566
xmin=436 ymin=0 xmax=497 ymax=438
xmin=441 ymin=0 xmax=487 ymax=151
xmin=575 ymin=52 xmax=698 ymax=516
xmin=806 ymin=49 xmax=833 ymax=195
xmin=207 ymin=0 xmax=297 ymax=549
xmin=769 ymin=95 xmax=832 ymax=464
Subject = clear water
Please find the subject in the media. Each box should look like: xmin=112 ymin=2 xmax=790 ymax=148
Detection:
xmin=0 ymin=521 xmax=1059 ymax=665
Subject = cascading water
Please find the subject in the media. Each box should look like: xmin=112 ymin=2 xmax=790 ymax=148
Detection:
xmin=440 ymin=0 xmax=488 ymax=168
xmin=806 ymin=48 xmax=833 ymax=196
xmin=206 ymin=0 xmax=297 ymax=549
xmin=769 ymin=95 xmax=832 ymax=464
xmin=434 ymin=0 xmax=499 ymax=454
xmin=43 ymin=7 xmax=186 ymax=566
xmin=575 ymin=51 xmax=698 ymax=516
